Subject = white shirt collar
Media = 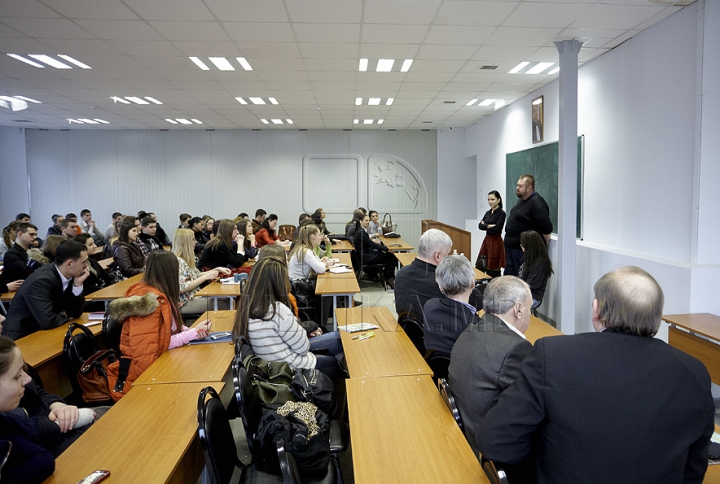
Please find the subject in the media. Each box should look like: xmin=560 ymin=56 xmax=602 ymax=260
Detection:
xmin=497 ymin=315 xmax=527 ymax=340
xmin=55 ymin=265 xmax=71 ymax=291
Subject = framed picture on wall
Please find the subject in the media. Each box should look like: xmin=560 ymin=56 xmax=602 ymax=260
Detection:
xmin=532 ymin=95 xmax=544 ymax=144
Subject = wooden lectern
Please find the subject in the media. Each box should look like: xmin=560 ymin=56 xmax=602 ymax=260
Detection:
xmin=421 ymin=220 xmax=472 ymax=260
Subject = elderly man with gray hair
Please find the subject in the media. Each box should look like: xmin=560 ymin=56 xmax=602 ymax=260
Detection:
xmin=394 ymin=229 xmax=484 ymax=325
xmin=448 ymin=276 xmax=533 ymax=457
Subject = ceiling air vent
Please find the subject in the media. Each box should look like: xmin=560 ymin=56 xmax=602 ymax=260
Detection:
xmin=13 ymin=119 xmax=31 ymax=122
xmin=442 ymin=101 xmax=456 ymax=104
xmin=479 ymin=65 xmax=499 ymax=70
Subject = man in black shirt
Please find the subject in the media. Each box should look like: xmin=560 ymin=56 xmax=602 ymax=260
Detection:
xmin=2 ymin=223 xmax=38 ymax=283
xmin=504 ymin=174 xmax=553 ymax=276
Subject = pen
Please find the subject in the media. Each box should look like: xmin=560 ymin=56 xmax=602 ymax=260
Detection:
xmin=352 ymin=331 xmax=375 ymax=340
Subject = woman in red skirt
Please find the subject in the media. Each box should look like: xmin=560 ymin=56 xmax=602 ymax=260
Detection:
xmin=476 ymin=190 xmax=506 ymax=277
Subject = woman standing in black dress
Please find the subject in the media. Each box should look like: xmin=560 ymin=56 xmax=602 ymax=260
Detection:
xmin=476 ymin=190 xmax=506 ymax=277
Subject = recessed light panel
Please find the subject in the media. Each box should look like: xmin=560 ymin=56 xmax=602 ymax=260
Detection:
xmin=509 ymin=62 xmax=529 ymax=74
xmin=190 ymin=56 xmax=253 ymax=71
xmin=526 ymin=62 xmax=554 ymax=75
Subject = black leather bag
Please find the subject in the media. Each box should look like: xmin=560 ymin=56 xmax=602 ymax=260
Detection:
xmin=290 ymin=368 xmax=335 ymax=416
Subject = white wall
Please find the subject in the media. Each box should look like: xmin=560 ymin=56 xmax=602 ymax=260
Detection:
xmin=0 ymin=128 xmax=29 ymax=222
xmin=440 ymin=5 xmax=706 ymax=333
xmin=5 ymin=129 xmax=436 ymax=248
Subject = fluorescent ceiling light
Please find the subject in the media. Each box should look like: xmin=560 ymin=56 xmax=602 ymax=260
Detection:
xmin=189 ymin=57 xmax=209 ymax=70
xmin=249 ymin=97 xmax=265 ymax=105
xmin=548 ymin=67 xmax=560 ymax=75
xmin=94 ymin=119 xmax=110 ymax=124
xmin=7 ymin=54 xmax=45 ymax=68
xmin=78 ymin=119 xmax=99 ymax=124
xmin=236 ymin=97 xmax=248 ymax=105
xmin=509 ymin=62 xmax=529 ymax=74
xmin=479 ymin=99 xmax=496 ymax=107
xmin=355 ymin=98 xmax=362 ymax=106
xmin=145 ymin=97 xmax=163 ymax=104
xmin=67 ymin=119 xmax=84 ymax=124
xmin=0 ymin=96 xmax=28 ymax=111
xmin=526 ymin=62 xmax=554 ymax=75
xmin=271 ymin=119 xmax=283 ymax=124
xmin=268 ymin=97 xmax=278 ymax=105
xmin=209 ymin=57 xmax=234 ymax=71
xmin=191 ymin=119 xmax=203 ymax=124
xmin=236 ymin=57 xmax=253 ymax=71
xmin=286 ymin=119 xmax=293 ymax=124
xmin=358 ymin=58 xmax=368 ymax=72
xmin=377 ymin=119 xmax=384 ymax=125
xmin=494 ymin=100 xmax=506 ymax=110
xmin=466 ymin=99 xmax=478 ymax=106
xmin=165 ymin=119 xmax=178 ymax=124
xmin=353 ymin=119 xmax=359 ymax=124
xmin=261 ymin=119 xmax=269 ymax=124
xmin=177 ymin=119 xmax=192 ymax=125
xmin=376 ymin=59 xmax=394 ymax=72
xmin=368 ymin=98 xmax=381 ymax=106
xmin=400 ymin=59 xmax=413 ymax=72
xmin=14 ymin=96 xmax=41 ymax=104
xmin=58 ymin=55 xmax=91 ymax=69
xmin=28 ymin=55 xmax=71 ymax=69
xmin=363 ymin=119 xmax=373 ymax=124
xmin=386 ymin=98 xmax=394 ymax=106
xmin=111 ymin=96 xmax=131 ymax=104
xmin=125 ymin=97 xmax=149 ymax=104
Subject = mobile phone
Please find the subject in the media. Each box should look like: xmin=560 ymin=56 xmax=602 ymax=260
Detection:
xmin=77 ymin=469 xmax=110 ymax=484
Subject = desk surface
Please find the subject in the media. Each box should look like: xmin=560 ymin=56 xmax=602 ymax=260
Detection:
xmin=85 ymin=273 xmax=144 ymax=300
xmin=194 ymin=281 xmax=241 ymax=299
xmin=316 ymin=253 xmax=360 ymax=296
xmin=378 ymin=235 xmax=414 ymax=252
xmin=332 ymin=239 xmax=354 ymax=252
xmin=662 ymin=313 xmax=720 ymax=342
xmin=336 ymin=307 xmax=400 ymax=332
xmin=133 ymin=311 xmax=235 ymax=386
xmin=340 ymin=326 xmax=431 ymax=379
xmin=45 ymin=381 xmax=217 ymax=484
xmin=395 ymin=252 xmax=489 ymax=280
xmin=525 ymin=315 xmax=564 ymax=343
xmin=0 ymin=290 xmax=15 ymax=302
xmin=347 ymin=375 xmax=486 ymax=483
xmin=16 ymin=314 xmax=102 ymax=367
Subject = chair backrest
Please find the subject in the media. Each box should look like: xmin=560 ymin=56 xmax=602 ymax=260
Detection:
xmin=62 ymin=322 xmax=100 ymax=397
xmin=398 ymin=313 xmax=426 ymax=355
xmin=277 ymin=439 xmax=302 ymax=484
xmin=426 ymin=352 xmax=451 ymax=382
xmin=437 ymin=378 xmax=463 ymax=431
xmin=231 ymin=356 xmax=258 ymax=454
xmin=277 ymin=224 xmax=295 ymax=241
xmin=197 ymin=386 xmax=243 ymax=484
xmin=102 ymin=312 xmax=122 ymax=355
xmin=481 ymin=456 xmax=510 ymax=484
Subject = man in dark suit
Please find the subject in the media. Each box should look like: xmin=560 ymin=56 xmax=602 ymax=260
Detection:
xmin=2 ymin=223 xmax=39 ymax=283
xmin=479 ymin=266 xmax=715 ymax=484
xmin=448 ymin=276 xmax=533 ymax=456
xmin=2 ymin=239 xmax=90 ymax=340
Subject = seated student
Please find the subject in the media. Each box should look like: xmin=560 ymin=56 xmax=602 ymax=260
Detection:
xmin=202 ymin=217 xmax=215 ymax=241
xmin=367 ymin=210 xmax=384 ymax=236
xmin=2 ymin=223 xmax=44 ymax=284
xmin=232 ymin=257 xmax=344 ymax=382
xmin=294 ymin=213 xmax=312 ymax=239
xmin=0 ymin=222 xmax=20 ymax=262
xmin=172 ymin=228 xmax=231 ymax=316
xmin=46 ymin=214 xmax=64 ymax=237
xmin=518 ymin=230 xmax=553 ymax=309
xmin=448 ymin=276 xmax=532 ymax=456
xmin=423 ymin=255 xmax=480 ymax=359
xmin=288 ymin=224 xmax=332 ymax=281
xmin=60 ymin=218 xmax=78 ymax=239
xmin=189 ymin=217 xmax=208 ymax=255
xmin=2 ymin=239 xmax=89 ymax=340
xmin=77 ymin=209 xmax=99 ymax=239
xmin=250 ymin=209 xmax=266 ymax=233
xmin=142 ymin=212 xmax=170 ymax=246
xmin=178 ymin=213 xmax=191 ymax=229
xmin=236 ymin=219 xmax=258 ymax=259
xmin=104 ymin=212 xmax=122 ymax=243
xmin=74 ymin=234 xmax=115 ymax=294
xmin=138 ymin=216 xmax=164 ymax=253
xmin=255 ymin=214 xmax=290 ymax=248
xmin=16 ymin=213 xmax=43 ymax=249
xmin=345 ymin=208 xmax=366 ymax=240
xmin=198 ymin=219 xmax=247 ymax=270
xmin=41 ymin=235 xmax=66 ymax=263
xmin=0 ymin=336 xmax=55 ymax=483
xmin=113 ymin=221 xmax=145 ymax=277
xmin=106 ymin=251 xmax=212 ymax=401
xmin=64 ymin=214 xmax=82 ymax=236
xmin=352 ymin=214 xmax=398 ymax=288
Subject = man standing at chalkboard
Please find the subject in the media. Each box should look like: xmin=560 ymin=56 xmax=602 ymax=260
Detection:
xmin=503 ymin=175 xmax=553 ymax=276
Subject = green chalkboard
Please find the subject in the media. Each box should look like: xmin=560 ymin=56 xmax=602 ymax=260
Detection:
xmin=505 ymin=136 xmax=584 ymax=238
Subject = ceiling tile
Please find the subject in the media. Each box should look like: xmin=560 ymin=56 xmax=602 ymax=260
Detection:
xmin=204 ymin=0 xmax=288 ymax=22
xmin=363 ymin=0 xmax=442 ymax=24
xmin=43 ymin=0 xmax=140 ymax=20
xmin=504 ymin=3 xmax=594 ymax=28
xmin=298 ymin=43 xmax=358 ymax=58
xmin=361 ymin=24 xmax=429 ymax=44
xmin=74 ymin=20 xmax=164 ymax=41
xmin=222 ymin=22 xmax=296 ymax=43
xmin=570 ymin=5 xmax=668 ymax=30
xmin=0 ymin=0 xmax=62 ymax=18
xmin=286 ymin=0 xmax=363 ymax=23
xmin=434 ymin=1 xmax=518 ymax=26
xmin=424 ymin=25 xmax=495 ymax=45
xmin=485 ymin=26 xmax=563 ymax=46
xmin=416 ymin=44 xmax=479 ymax=60
xmin=471 ymin=45 xmax=538 ymax=61
xmin=121 ymin=0 xmax=215 ymax=21
xmin=1 ymin=17 xmax=95 ymax=39
xmin=293 ymin=23 xmax=361 ymax=43
xmin=359 ymin=43 xmax=420 ymax=58
xmin=108 ymin=40 xmax=181 ymax=56
xmin=149 ymin=21 xmax=230 ymax=42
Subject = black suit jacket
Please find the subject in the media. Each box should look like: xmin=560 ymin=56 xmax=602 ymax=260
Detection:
xmin=479 ymin=330 xmax=715 ymax=484
xmin=2 ymin=264 xmax=85 ymax=340
xmin=2 ymin=243 xmax=30 ymax=283
xmin=423 ymin=297 xmax=480 ymax=357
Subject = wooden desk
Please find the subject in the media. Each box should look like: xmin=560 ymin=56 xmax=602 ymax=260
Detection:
xmin=98 ymin=257 xmax=113 ymax=270
xmin=194 ymin=281 xmax=240 ymax=310
xmin=85 ymin=273 xmax=144 ymax=303
xmin=336 ymin=307 xmax=400 ymax=332
xmin=663 ymin=313 xmax=720 ymax=384
xmin=340 ymin=327 xmax=432 ymax=379
xmin=347 ymin=375 xmax=486 ymax=483
xmin=0 ymin=290 xmax=15 ymax=302
xmin=396 ymin=252 xmax=489 ymax=280
xmin=16 ymin=314 xmax=103 ymax=397
xmin=316 ymin=253 xmax=360 ymax=330
xmin=332 ymin=239 xmax=354 ymax=252
xmin=378 ymin=235 xmax=413 ymax=252
xmin=133 ymin=310 xmax=235 ymax=388
xmin=45 ymin=382 xmax=219 ymax=484
xmin=525 ymin=315 xmax=563 ymax=344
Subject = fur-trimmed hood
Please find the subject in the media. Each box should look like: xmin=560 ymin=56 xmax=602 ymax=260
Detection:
xmin=108 ymin=292 xmax=159 ymax=322
xmin=27 ymin=248 xmax=50 ymax=266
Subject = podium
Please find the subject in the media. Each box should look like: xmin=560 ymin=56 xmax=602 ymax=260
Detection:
xmin=421 ymin=220 xmax=472 ymax=260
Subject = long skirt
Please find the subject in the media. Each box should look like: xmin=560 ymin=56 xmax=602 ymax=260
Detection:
xmin=478 ymin=233 xmax=506 ymax=270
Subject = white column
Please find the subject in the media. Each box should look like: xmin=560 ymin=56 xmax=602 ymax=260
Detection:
xmin=554 ymin=39 xmax=583 ymax=334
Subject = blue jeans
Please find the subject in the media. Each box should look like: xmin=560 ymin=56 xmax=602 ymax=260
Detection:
xmin=504 ymin=247 xmax=524 ymax=276
xmin=309 ymin=332 xmax=346 ymax=381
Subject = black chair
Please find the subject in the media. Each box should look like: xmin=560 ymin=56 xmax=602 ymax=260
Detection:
xmin=102 ymin=312 xmax=122 ymax=355
xmin=481 ymin=457 xmax=510 ymax=484
xmin=437 ymin=378 xmax=463 ymax=432
xmin=397 ymin=313 xmax=426 ymax=355
xmin=197 ymin=386 xmax=245 ymax=484
xmin=350 ymin=250 xmax=386 ymax=290
xmin=425 ymin=352 xmax=450 ymax=382
xmin=277 ymin=440 xmax=301 ymax=484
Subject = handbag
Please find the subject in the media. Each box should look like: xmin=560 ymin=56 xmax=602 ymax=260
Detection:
xmin=381 ymin=213 xmax=395 ymax=234
xmin=242 ymin=354 xmax=296 ymax=405
xmin=290 ymin=368 xmax=335 ymax=416
xmin=78 ymin=350 xmax=117 ymax=402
